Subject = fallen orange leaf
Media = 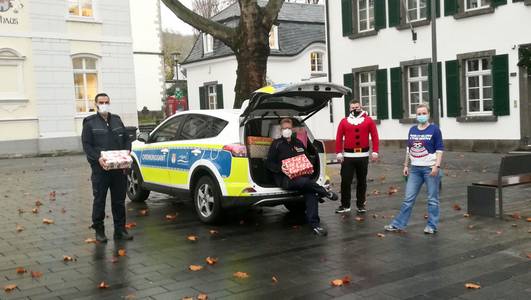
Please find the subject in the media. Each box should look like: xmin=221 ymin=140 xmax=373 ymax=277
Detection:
xmin=63 ymin=255 xmax=75 ymax=262
xmin=197 ymin=293 xmax=208 ymax=300
xmin=209 ymin=229 xmax=219 ymax=235
xmin=463 ymin=213 xmax=470 ymax=218
xmin=17 ymin=208 xmax=25 ymax=214
xmin=330 ymin=279 xmax=343 ymax=287
xmin=388 ymin=186 xmax=399 ymax=195
xmin=371 ymin=190 xmax=380 ymax=196
xmin=35 ymin=200 xmax=43 ymax=207
xmin=118 ymin=249 xmax=126 ymax=257
xmin=233 ymin=271 xmax=249 ymax=279
xmin=189 ymin=265 xmax=203 ymax=271
xmin=125 ymin=222 xmax=137 ymax=229
xmin=205 ymin=257 xmax=218 ymax=265
xmin=187 ymin=235 xmax=198 ymax=242
xmin=15 ymin=267 xmax=26 ymax=274
xmin=354 ymin=216 xmax=364 ymax=222
xmin=526 ymin=217 xmax=531 ymax=222
xmin=511 ymin=212 xmax=521 ymax=219
xmin=453 ymin=204 xmax=462 ymax=211
xmin=32 ymin=208 xmax=39 ymax=214
xmin=42 ymin=218 xmax=54 ymax=224
xmin=465 ymin=283 xmax=481 ymax=289
xmin=272 ymin=276 xmax=278 ymax=284
xmin=377 ymin=233 xmax=385 ymax=238
xmin=85 ymin=238 xmax=97 ymax=244
xmin=4 ymin=284 xmax=17 ymax=292
xmin=379 ymin=175 xmax=386 ymax=182
xmin=138 ymin=209 xmax=149 ymax=216
xmin=16 ymin=224 xmax=25 ymax=232
xmin=165 ymin=214 xmax=177 ymax=221
xmin=98 ymin=281 xmax=109 ymax=289
xmin=526 ymin=253 xmax=531 ymax=259
xmin=342 ymin=275 xmax=352 ymax=284
xmin=30 ymin=271 xmax=43 ymax=278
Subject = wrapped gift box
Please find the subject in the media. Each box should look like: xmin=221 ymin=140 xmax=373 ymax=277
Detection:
xmin=281 ymin=154 xmax=314 ymax=179
xmin=101 ymin=150 xmax=133 ymax=170
xmin=247 ymin=136 xmax=273 ymax=158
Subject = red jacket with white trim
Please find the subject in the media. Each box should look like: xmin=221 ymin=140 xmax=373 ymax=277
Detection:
xmin=335 ymin=113 xmax=379 ymax=154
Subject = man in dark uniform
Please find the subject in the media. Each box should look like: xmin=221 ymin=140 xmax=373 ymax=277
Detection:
xmin=265 ymin=118 xmax=338 ymax=236
xmin=81 ymin=93 xmax=133 ymax=242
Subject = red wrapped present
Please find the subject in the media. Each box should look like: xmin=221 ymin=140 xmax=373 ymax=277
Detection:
xmin=281 ymin=154 xmax=314 ymax=179
xmin=101 ymin=150 xmax=133 ymax=170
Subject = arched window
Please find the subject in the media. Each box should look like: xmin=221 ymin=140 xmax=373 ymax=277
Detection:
xmin=72 ymin=55 xmax=99 ymax=113
xmin=0 ymin=48 xmax=25 ymax=100
xmin=310 ymin=51 xmax=324 ymax=73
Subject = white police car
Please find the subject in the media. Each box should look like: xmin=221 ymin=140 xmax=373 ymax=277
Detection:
xmin=127 ymin=83 xmax=349 ymax=223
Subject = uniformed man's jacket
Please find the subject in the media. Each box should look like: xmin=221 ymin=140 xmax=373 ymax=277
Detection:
xmin=81 ymin=113 xmax=131 ymax=166
xmin=265 ymin=136 xmax=314 ymax=188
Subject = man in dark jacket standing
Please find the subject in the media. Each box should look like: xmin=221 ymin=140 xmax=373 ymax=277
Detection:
xmin=265 ymin=118 xmax=338 ymax=236
xmin=81 ymin=93 xmax=133 ymax=242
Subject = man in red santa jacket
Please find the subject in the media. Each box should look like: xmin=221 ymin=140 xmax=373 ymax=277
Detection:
xmin=335 ymin=100 xmax=380 ymax=214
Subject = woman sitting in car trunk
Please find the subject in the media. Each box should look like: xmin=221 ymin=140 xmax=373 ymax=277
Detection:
xmin=265 ymin=118 xmax=338 ymax=236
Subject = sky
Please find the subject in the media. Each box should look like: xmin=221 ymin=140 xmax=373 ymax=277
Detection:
xmin=160 ymin=0 xmax=195 ymax=35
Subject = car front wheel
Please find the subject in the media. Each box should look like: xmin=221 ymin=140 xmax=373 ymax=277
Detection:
xmin=127 ymin=163 xmax=150 ymax=202
xmin=194 ymin=176 xmax=223 ymax=224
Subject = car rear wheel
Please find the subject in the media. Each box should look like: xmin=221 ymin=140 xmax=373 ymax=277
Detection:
xmin=127 ymin=163 xmax=150 ymax=202
xmin=194 ymin=176 xmax=223 ymax=224
xmin=284 ymin=202 xmax=306 ymax=214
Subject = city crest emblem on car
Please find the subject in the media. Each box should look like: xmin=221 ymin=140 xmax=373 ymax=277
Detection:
xmin=171 ymin=153 xmax=177 ymax=164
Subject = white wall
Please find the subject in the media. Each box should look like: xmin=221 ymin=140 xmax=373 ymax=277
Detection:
xmin=328 ymin=2 xmax=531 ymax=140
xmin=184 ymin=43 xmax=336 ymax=139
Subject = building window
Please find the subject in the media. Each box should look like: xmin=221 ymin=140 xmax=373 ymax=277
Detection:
xmin=465 ymin=58 xmax=492 ymax=115
xmin=207 ymin=85 xmax=217 ymax=109
xmin=203 ymin=34 xmax=213 ymax=54
xmin=68 ymin=0 xmax=93 ymax=17
xmin=73 ymin=56 xmax=98 ymax=113
xmin=0 ymin=48 xmax=26 ymax=101
xmin=407 ymin=0 xmax=428 ymax=22
xmin=359 ymin=71 xmax=377 ymax=117
xmin=407 ymin=64 xmax=429 ymax=118
xmin=465 ymin=0 xmax=490 ymax=11
xmin=269 ymin=25 xmax=279 ymax=50
xmin=357 ymin=0 xmax=374 ymax=32
xmin=310 ymin=52 xmax=323 ymax=73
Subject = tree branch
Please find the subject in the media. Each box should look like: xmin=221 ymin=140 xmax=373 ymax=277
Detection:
xmin=261 ymin=0 xmax=285 ymax=29
xmin=161 ymin=0 xmax=236 ymax=47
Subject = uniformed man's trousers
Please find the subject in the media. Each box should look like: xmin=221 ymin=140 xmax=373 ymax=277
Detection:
xmin=90 ymin=166 xmax=127 ymax=230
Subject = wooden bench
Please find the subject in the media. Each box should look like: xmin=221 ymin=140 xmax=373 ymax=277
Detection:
xmin=467 ymin=154 xmax=531 ymax=219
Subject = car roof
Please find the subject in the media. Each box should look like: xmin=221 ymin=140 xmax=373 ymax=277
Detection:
xmin=167 ymin=109 xmax=241 ymax=121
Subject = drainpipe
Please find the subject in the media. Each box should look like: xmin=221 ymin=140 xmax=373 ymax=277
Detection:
xmin=325 ymin=0 xmax=334 ymax=123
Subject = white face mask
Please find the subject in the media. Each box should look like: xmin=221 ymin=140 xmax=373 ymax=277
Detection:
xmin=281 ymin=128 xmax=292 ymax=139
xmin=98 ymin=104 xmax=110 ymax=114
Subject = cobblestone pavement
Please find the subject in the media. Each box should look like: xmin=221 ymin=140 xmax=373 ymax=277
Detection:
xmin=0 ymin=148 xmax=530 ymax=300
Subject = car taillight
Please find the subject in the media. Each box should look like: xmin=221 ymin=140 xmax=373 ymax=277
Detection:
xmin=223 ymin=144 xmax=247 ymax=157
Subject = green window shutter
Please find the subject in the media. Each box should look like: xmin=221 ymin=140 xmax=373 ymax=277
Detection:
xmin=374 ymin=0 xmax=387 ymax=30
xmin=390 ymin=67 xmax=403 ymax=119
xmin=199 ymin=86 xmax=207 ymax=109
xmin=341 ymin=0 xmax=353 ymax=37
xmin=438 ymin=62 xmax=443 ymax=117
xmin=492 ymin=54 xmax=510 ymax=116
xmin=343 ymin=73 xmax=354 ymax=117
xmin=427 ymin=0 xmax=441 ymax=19
xmin=445 ymin=60 xmax=460 ymax=117
xmin=491 ymin=0 xmax=507 ymax=7
xmin=444 ymin=0 xmax=458 ymax=16
xmin=376 ymin=69 xmax=389 ymax=119
xmin=216 ymin=84 xmax=224 ymax=109
xmin=428 ymin=62 xmax=443 ymax=117
xmin=388 ymin=0 xmax=401 ymax=27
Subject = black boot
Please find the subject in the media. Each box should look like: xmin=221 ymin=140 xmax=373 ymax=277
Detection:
xmin=114 ymin=228 xmax=133 ymax=241
xmin=92 ymin=224 xmax=108 ymax=243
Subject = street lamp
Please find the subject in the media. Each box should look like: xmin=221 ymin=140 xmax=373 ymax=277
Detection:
xmin=171 ymin=51 xmax=180 ymax=81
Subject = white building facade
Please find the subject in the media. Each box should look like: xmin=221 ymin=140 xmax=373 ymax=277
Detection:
xmin=0 ymin=0 xmax=147 ymax=156
xmin=181 ymin=2 xmax=337 ymax=139
xmin=328 ymin=0 xmax=531 ymax=151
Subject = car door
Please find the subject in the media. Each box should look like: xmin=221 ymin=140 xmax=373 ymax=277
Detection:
xmin=140 ymin=115 xmax=186 ymax=187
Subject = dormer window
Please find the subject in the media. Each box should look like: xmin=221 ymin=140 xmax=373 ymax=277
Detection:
xmin=269 ymin=25 xmax=279 ymax=50
xmin=203 ymin=33 xmax=213 ymax=54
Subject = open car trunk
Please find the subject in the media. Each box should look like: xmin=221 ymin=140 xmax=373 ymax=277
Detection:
xmin=244 ymin=117 xmax=322 ymax=187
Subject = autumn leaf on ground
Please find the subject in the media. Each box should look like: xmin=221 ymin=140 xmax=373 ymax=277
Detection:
xmin=209 ymin=229 xmax=219 ymax=235
xmin=181 ymin=297 xmax=193 ymax=300
xmin=63 ymin=255 xmax=76 ymax=262
xmin=468 ymin=225 xmax=476 ymax=229
xmin=526 ymin=253 xmax=531 ymax=259
xmin=42 ymin=218 xmax=54 ymax=224
xmin=3 ymin=284 xmax=17 ymax=292
xmin=85 ymin=238 xmax=97 ymax=244
xmin=526 ymin=217 xmax=531 ymax=222
xmin=205 ymin=257 xmax=218 ymax=265
xmin=233 ymin=271 xmax=249 ymax=279
xmin=125 ymin=222 xmax=137 ymax=229
xmin=32 ymin=208 xmax=39 ymax=214
xmin=35 ymin=199 xmax=43 ymax=207
xmin=371 ymin=190 xmax=380 ymax=196
xmin=341 ymin=275 xmax=352 ymax=284
xmin=61 ymin=208 xmax=66 ymax=214
xmin=354 ymin=216 xmax=364 ymax=222
xmin=453 ymin=204 xmax=462 ymax=211
xmin=512 ymin=224 xmax=518 ymax=228
xmin=372 ymin=214 xmax=378 ymax=219
xmin=15 ymin=267 xmax=26 ymax=274
xmin=138 ymin=209 xmax=149 ymax=216
xmin=118 ymin=249 xmax=126 ymax=257
xmin=30 ymin=271 xmax=43 ymax=278
xmin=377 ymin=233 xmax=385 ymax=238
xmin=465 ymin=283 xmax=481 ymax=289
xmin=463 ymin=213 xmax=470 ymax=218
xmin=98 ymin=281 xmax=109 ymax=289
xmin=511 ymin=212 xmax=521 ymax=219
xmin=379 ymin=175 xmax=386 ymax=182
xmin=17 ymin=208 xmax=25 ymax=214
xmin=272 ymin=276 xmax=278 ymax=284
xmin=331 ymin=279 xmax=343 ymax=287
xmin=165 ymin=214 xmax=177 ymax=221
xmin=49 ymin=191 xmax=56 ymax=200
xmin=187 ymin=235 xmax=198 ymax=242
xmin=189 ymin=265 xmax=203 ymax=271
xmin=16 ymin=224 xmax=25 ymax=233
xmin=197 ymin=293 xmax=208 ymax=300
xmin=388 ymin=186 xmax=399 ymax=195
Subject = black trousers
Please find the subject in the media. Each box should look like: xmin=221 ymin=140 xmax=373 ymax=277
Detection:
xmin=340 ymin=157 xmax=369 ymax=209
xmin=91 ymin=166 xmax=127 ymax=230
xmin=286 ymin=176 xmax=328 ymax=228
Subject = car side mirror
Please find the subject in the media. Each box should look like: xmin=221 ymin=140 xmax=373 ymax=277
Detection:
xmin=137 ymin=132 xmax=149 ymax=143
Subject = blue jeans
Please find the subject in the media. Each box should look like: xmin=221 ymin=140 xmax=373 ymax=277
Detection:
xmin=391 ymin=166 xmax=441 ymax=230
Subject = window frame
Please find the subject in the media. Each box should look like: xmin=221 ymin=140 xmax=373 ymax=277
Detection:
xmin=269 ymin=25 xmax=279 ymax=50
xmin=149 ymin=115 xmax=187 ymax=143
xmin=406 ymin=64 xmax=430 ymax=118
xmin=407 ymin=0 xmax=428 ymax=22
xmin=464 ymin=0 xmax=491 ymax=12
xmin=454 ymin=0 xmax=494 ymax=19
xmin=357 ymin=0 xmax=375 ymax=33
xmin=464 ymin=57 xmax=493 ymax=116
xmin=310 ymin=51 xmax=324 ymax=74
xmin=351 ymin=65 xmax=379 ymax=120
xmin=207 ymin=84 xmax=217 ymax=110
xmin=358 ymin=71 xmax=377 ymax=117
xmin=203 ymin=33 xmax=214 ymax=54
xmin=398 ymin=58 xmax=432 ymax=123
xmin=0 ymin=48 xmax=26 ymax=101
xmin=72 ymin=54 xmax=101 ymax=115
xmin=179 ymin=114 xmax=228 ymax=141
xmin=67 ymin=0 xmax=96 ymax=20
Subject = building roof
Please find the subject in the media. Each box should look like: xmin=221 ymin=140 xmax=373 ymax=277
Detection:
xmin=181 ymin=2 xmax=325 ymax=65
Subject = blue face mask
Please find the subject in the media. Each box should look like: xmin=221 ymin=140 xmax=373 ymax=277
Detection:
xmin=416 ymin=115 xmax=429 ymax=124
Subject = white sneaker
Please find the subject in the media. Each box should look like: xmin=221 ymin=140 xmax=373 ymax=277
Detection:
xmin=423 ymin=226 xmax=437 ymax=234
xmin=384 ymin=225 xmax=399 ymax=232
